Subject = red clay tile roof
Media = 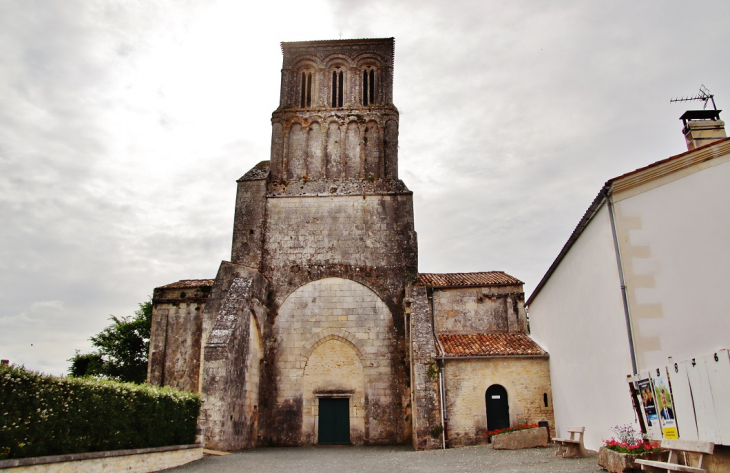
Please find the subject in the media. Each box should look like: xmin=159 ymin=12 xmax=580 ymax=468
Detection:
xmin=437 ymin=333 xmax=547 ymax=357
xmin=417 ymin=272 xmax=523 ymax=287
xmin=158 ymin=279 xmax=214 ymax=289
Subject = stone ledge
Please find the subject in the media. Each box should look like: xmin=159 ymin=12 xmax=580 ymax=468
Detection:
xmin=0 ymin=444 xmax=201 ymax=469
xmin=267 ymin=178 xmax=412 ymax=197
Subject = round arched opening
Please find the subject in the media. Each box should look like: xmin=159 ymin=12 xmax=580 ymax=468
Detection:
xmin=485 ymin=384 xmax=510 ymax=432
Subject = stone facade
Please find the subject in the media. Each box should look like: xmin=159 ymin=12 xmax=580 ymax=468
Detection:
xmin=405 ymin=285 xmax=443 ymax=450
xmin=443 ymin=358 xmax=555 ymax=446
xmin=433 ymin=285 xmax=527 ymax=335
xmin=407 ymin=275 xmax=555 ymax=448
xmin=148 ymin=280 xmax=213 ymax=393
xmin=148 ymin=38 xmax=552 ymax=451
xmin=272 ymin=277 xmax=403 ymax=445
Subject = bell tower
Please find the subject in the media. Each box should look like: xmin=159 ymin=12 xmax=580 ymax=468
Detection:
xmin=269 ymin=38 xmax=399 ymax=182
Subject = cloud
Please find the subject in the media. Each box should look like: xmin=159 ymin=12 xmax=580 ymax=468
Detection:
xmin=2 ymin=0 xmax=729 ymax=375
xmin=0 ymin=311 xmax=39 ymax=327
xmin=328 ymin=0 xmax=730 ymax=289
xmin=30 ymin=300 xmax=65 ymax=311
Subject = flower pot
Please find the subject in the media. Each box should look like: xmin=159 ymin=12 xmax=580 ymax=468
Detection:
xmin=491 ymin=428 xmax=548 ymax=450
xmin=597 ymin=446 xmax=668 ymax=473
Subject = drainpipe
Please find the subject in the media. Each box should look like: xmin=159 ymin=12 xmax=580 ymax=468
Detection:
xmin=605 ymin=186 xmax=638 ymax=375
xmin=427 ymin=287 xmax=447 ymax=449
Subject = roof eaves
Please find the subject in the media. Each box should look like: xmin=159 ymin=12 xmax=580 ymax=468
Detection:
xmin=417 ymin=271 xmax=523 ymax=288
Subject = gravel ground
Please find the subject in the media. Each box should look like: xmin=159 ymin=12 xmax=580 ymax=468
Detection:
xmin=164 ymin=445 xmax=605 ymax=473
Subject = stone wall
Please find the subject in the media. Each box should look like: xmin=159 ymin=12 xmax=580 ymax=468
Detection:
xmin=265 ymin=277 xmax=403 ymax=446
xmin=278 ymin=39 xmax=394 ymax=110
xmin=261 ymin=191 xmax=417 ymax=340
xmin=264 ymin=194 xmax=415 ymax=273
xmin=271 ymin=38 xmax=398 ymax=183
xmin=148 ymin=281 xmax=213 ymax=392
xmin=231 ymin=162 xmax=268 ymax=269
xmin=406 ymin=286 xmax=443 ymax=450
xmin=442 ymin=358 xmax=555 ymax=447
xmin=269 ymin=110 xmax=399 ymax=181
xmin=433 ymin=285 xmax=527 ymax=335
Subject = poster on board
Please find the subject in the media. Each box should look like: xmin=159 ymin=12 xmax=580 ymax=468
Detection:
xmin=653 ymin=372 xmax=678 ymax=439
xmin=637 ymin=377 xmax=662 ymax=438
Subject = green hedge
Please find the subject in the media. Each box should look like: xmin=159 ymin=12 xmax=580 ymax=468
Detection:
xmin=0 ymin=364 xmax=201 ymax=460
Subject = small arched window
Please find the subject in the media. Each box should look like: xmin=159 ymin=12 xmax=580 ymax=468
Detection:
xmin=331 ymin=68 xmax=344 ymax=108
xmin=300 ymin=70 xmax=313 ymax=108
xmin=362 ymin=67 xmax=375 ymax=106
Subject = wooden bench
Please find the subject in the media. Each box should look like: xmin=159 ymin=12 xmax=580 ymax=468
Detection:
xmin=554 ymin=426 xmax=588 ymax=458
xmin=636 ymin=439 xmax=714 ymax=473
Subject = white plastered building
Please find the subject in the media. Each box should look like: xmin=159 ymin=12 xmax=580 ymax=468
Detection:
xmin=528 ymin=111 xmax=730 ymax=450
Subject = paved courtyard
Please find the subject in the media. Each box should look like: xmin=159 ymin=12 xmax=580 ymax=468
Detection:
xmin=165 ymin=445 xmax=604 ymax=473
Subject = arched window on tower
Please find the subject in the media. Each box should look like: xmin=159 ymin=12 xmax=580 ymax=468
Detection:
xmin=300 ymin=70 xmax=313 ymax=108
xmin=331 ymin=68 xmax=344 ymax=108
xmin=362 ymin=67 xmax=376 ymax=106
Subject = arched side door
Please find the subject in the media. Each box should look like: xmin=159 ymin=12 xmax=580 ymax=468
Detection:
xmin=486 ymin=384 xmax=510 ymax=432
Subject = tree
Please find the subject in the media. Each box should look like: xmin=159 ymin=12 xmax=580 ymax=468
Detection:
xmin=68 ymin=298 xmax=152 ymax=384
xmin=67 ymin=351 xmax=104 ymax=377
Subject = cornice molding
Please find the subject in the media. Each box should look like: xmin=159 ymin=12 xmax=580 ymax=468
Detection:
xmin=612 ymin=139 xmax=730 ymax=201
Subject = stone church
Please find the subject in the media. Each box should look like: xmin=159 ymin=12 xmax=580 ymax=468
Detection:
xmin=147 ymin=38 xmax=554 ymax=451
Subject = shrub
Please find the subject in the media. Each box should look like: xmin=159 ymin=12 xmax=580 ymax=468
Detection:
xmin=486 ymin=423 xmax=540 ymax=440
xmin=0 ymin=364 xmax=201 ymax=460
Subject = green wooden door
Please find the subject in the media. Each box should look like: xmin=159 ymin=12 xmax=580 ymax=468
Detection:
xmin=318 ymin=398 xmax=350 ymax=445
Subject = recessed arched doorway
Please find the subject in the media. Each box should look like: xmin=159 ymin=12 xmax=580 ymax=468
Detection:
xmin=486 ymin=384 xmax=510 ymax=432
xmin=274 ymin=277 xmax=397 ymax=445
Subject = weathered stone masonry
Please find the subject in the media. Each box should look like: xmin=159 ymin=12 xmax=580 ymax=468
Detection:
xmin=148 ymin=37 xmax=553 ymax=451
xmin=233 ymin=39 xmax=417 ymax=447
xmin=149 ymin=280 xmax=213 ymax=393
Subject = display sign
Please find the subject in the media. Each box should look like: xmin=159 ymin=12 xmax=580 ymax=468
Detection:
xmin=653 ymin=371 xmax=678 ymax=439
xmin=628 ymin=351 xmax=730 ymax=445
xmin=636 ymin=375 xmax=662 ymax=439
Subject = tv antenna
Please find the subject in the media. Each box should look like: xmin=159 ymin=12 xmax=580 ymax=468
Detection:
xmin=670 ymin=85 xmax=717 ymax=110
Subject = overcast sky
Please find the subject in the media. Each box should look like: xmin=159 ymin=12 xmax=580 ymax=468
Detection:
xmin=2 ymin=0 xmax=728 ymax=376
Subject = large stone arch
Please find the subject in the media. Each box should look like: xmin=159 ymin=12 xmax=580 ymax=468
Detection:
xmin=271 ymin=277 xmax=398 ymax=445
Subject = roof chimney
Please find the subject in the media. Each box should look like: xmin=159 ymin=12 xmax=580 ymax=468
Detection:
xmin=680 ymin=110 xmax=726 ymax=151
